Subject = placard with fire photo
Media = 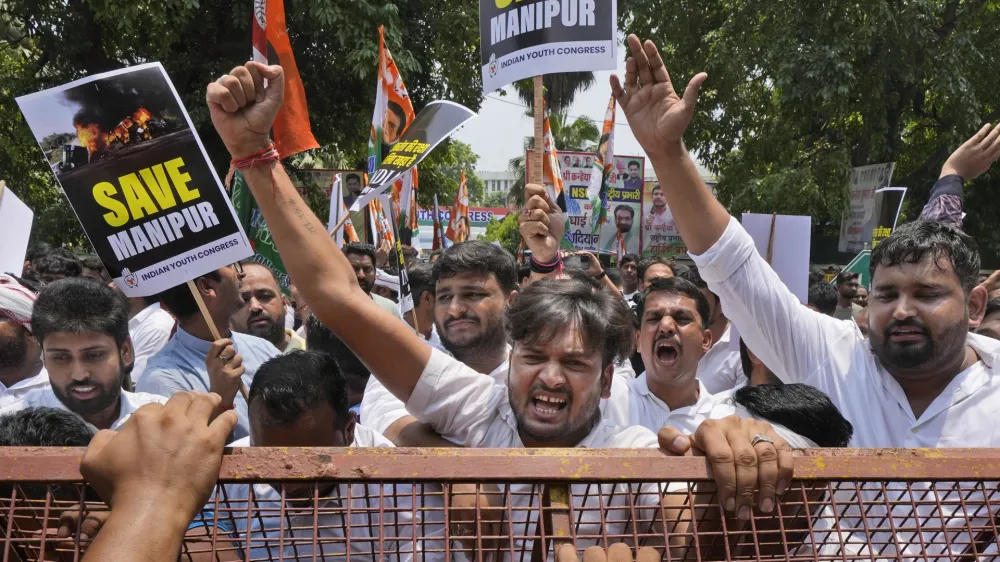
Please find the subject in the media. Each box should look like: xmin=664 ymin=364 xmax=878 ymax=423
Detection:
xmin=16 ymin=62 xmax=251 ymax=298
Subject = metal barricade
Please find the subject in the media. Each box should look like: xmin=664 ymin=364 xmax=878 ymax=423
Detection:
xmin=0 ymin=447 xmax=998 ymax=561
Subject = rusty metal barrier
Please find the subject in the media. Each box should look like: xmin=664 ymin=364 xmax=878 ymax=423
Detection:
xmin=0 ymin=447 xmax=998 ymax=561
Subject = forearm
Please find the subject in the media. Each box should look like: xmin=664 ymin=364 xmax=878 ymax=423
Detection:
xmin=384 ymin=415 xmax=459 ymax=447
xmin=84 ymin=507 xmax=187 ymax=561
xmin=647 ymin=143 xmax=730 ymax=255
xmin=240 ymin=161 xmax=430 ymax=401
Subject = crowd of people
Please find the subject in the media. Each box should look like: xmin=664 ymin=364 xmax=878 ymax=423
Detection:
xmin=3 ymin=33 xmax=1000 ymax=560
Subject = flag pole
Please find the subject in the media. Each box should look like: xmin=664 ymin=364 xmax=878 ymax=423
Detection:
xmin=531 ymin=75 xmax=544 ymax=185
xmin=186 ymin=280 xmax=250 ymax=402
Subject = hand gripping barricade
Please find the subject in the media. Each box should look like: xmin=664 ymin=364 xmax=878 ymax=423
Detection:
xmin=0 ymin=447 xmax=998 ymax=561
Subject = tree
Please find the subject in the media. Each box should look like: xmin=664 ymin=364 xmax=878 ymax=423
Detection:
xmin=623 ymin=0 xmax=1000 ymax=264
xmin=0 ymin=0 xmax=485 ymax=248
xmin=513 ymin=72 xmax=596 ymax=112
xmin=480 ymin=191 xmax=509 ymax=208
xmin=480 ymin=212 xmax=521 ymax=256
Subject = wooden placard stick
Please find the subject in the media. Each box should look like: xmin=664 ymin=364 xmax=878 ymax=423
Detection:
xmin=186 ymin=280 xmax=249 ymax=402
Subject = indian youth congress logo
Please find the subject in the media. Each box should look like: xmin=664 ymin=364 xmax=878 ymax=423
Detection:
xmin=121 ymin=267 xmax=139 ymax=289
xmin=488 ymin=53 xmax=498 ymax=78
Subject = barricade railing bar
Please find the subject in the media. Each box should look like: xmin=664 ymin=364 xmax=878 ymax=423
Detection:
xmin=0 ymin=447 xmax=997 ymax=561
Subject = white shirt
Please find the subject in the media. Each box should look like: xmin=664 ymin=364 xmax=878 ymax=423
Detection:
xmin=224 ymin=425 xmax=446 ymax=562
xmin=696 ymin=325 xmax=746 ymax=393
xmin=0 ymin=367 xmax=50 ymax=408
xmin=0 ymin=388 xmax=166 ymax=431
xmin=406 ymin=348 xmax=677 ymax=559
xmin=127 ymin=302 xmax=174 ymax=383
xmin=360 ymin=343 xmax=511 ymax=435
xmin=605 ymin=374 xmax=716 ymax=435
xmin=693 ymin=216 xmax=1000 ymax=556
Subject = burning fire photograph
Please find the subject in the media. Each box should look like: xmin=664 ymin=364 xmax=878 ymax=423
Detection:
xmin=17 ymin=65 xmax=187 ymax=178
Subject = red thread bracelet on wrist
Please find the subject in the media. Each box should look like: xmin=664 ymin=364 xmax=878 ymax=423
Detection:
xmin=224 ymin=142 xmax=280 ymax=190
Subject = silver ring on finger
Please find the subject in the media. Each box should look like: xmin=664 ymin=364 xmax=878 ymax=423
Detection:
xmin=750 ymin=434 xmax=774 ymax=447
xmin=219 ymin=354 xmax=231 ymax=364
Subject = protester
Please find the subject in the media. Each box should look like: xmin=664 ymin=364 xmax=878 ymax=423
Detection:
xmin=852 ymin=286 xmax=868 ymax=308
xmin=807 ymin=282 xmax=838 ymax=317
xmin=79 ymin=255 xmax=111 ymax=284
xmin=231 ymin=261 xmax=305 ymax=353
xmin=1 ymin=278 xmax=166 ymax=430
xmin=0 ymin=406 xmax=93 ymax=446
xmin=305 ymin=315 xmax=370 ymax=416
xmin=975 ymin=298 xmax=1000 ymax=341
xmin=679 ymin=266 xmax=744 ymax=393
xmin=221 ymin=350 xmax=445 ymax=560
xmin=406 ymin=262 xmax=436 ymax=341
xmin=79 ymin=392 xmax=237 ymax=562
xmin=288 ymin=283 xmax=309 ymax=335
xmin=22 ymin=242 xmax=54 ymax=276
xmin=361 ymin=240 xmax=516 ymax=444
xmin=611 ymin=32 xmax=1000 ymax=555
xmin=32 ymin=251 xmax=82 ymax=284
xmin=372 ymin=268 xmax=400 ymax=302
xmin=138 ymin=265 xmax=279 ymax=440
xmin=125 ymin=294 xmax=174 ymax=384
xmin=618 ymin=253 xmax=640 ymax=299
xmin=604 ymin=277 xmax=718 ymax=433
xmin=0 ymin=275 xmax=50 ymax=405
xmin=203 ymin=62 xmax=791 ymax=541
xmin=832 ymin=272 xmax=862 ymax=320
xmin=565 ymin=250 xmax=623 ymax=297
xmin=855 ymin=306 xmax=870 ymax=338
xmin=636 ymin=256 xmax=675 ymax=289
xmin=344 ymin=242 xmax=399 ymax=317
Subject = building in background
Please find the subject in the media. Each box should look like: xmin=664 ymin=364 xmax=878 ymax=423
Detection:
xmin=478 ymin=171 xmax=516 ymax=199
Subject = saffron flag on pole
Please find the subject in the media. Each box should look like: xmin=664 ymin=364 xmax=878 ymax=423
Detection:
xmin=251 ymin=0 xmax=319 ymax=159
xmin=432 ymin=194 xmax=446 ymax=250
xmin=328 ymin=175 xmax=358 ymax=246
xmin=541 ymin=115 xmax=567 ymax=212
xmin=366 ymin=25 xmax=417 ymax=214
xmin=445 ymin=170 xmax=470 ymax=243
xmin=589 ymin=95 xmax=616 ymax=234
xmin=369 ymin=196 xmax=395 ymax=249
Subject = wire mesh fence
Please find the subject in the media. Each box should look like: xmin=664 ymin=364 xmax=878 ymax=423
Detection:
xmin=0 ymin=447 xmax=998 ymax=561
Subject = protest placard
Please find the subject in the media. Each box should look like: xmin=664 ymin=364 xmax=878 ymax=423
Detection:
xmin=479 ymin=0 xmax=618 ymax=93
xmin=0 ymin=182 xmax=33 ymax=276
xmin=839 ymin=163 xmax=895 ymax=253
xmin=871 ymin=186 xmax=907 ymax=249
xmin=350 ymin=101 xmax=476 ymax=213
xmin=16 ymin=63 xmax=251 ymax=298
xmin=641 ymin=180 xmax=686 ymax=258
xmin=732 ymin=213 xmax=812 ymax=350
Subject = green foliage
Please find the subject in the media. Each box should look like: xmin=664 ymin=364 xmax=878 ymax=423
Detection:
xmin=480 ymin=191 xmax=509 ymax=208
xmin=480 ymin=212 xmax=521 ymax=256
xmin=624 ymin=0 xmax=1000 ymax=261
xmin=0 ymin=0 xmax=484 ymax=249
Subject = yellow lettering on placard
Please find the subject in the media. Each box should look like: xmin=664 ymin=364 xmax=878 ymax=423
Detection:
xmin=496 ymin=0 xmax=513 ymax=8
xmin=139 ymin=165 xmax=178 ymax=210
xmin=164 ymin=157 xmax=200 ymax=203
xmin=90 ymin=157 xmax=202 ymax=225
xmin=119 ymin=173 xmax=159 ymax=220
xmin=93 ymin=182 xmax=130 ymax=227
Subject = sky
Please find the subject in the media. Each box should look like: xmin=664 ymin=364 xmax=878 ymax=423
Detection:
xmin=452 ymin=59 xmax=713 ymax=181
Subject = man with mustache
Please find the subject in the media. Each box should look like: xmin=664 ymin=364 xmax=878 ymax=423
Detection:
xmin=231 ymin=261 xmax=305 ymax=353
xmin=0 ymin=275 xmax=50 ymax=406
xmin=0 ymin=279 xmax=165 ymax=430
xmin=611 ymin=32 xmax=1000 ymax=555
xmin=360 ymin=241 xmax=516 ymax=442
xmin=203 ymin=60 xmax=792 ymax=547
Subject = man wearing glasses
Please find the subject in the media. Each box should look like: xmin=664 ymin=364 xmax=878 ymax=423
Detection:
xmin=137 ymin=262 xmax=280 ymax=440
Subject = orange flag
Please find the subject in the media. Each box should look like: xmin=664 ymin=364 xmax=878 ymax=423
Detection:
xmin=252 ymin=0 xmax=319 ymax=159
xmin=445 ymin=170 xmax=470 ymax=243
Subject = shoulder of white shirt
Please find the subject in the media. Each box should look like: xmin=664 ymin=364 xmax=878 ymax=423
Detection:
xmin=226 ymin=423 xmax=392 ymax=448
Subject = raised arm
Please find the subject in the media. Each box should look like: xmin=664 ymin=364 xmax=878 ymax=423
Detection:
xmin=920 ymin=123 xmax=1000 ymax=228
xmin=205 ymin=62 xmax=429 ymax=402
xmin=611 ymin=35 xmax=853 ymax=389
